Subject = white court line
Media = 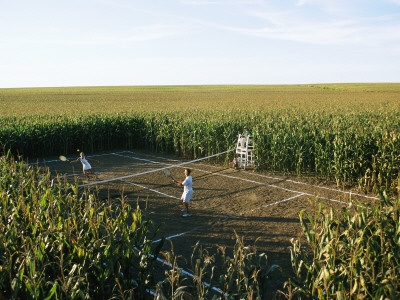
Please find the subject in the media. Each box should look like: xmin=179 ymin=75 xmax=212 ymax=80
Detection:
xmin=32 ymin=150 xmax=379 ymax=202
xmin=125 ymin=150 xmax=180 ymax=162
xmin=106 ymin=153 xmax=309 ymax=203
xmin=78 ymin=149 xmax=234 ymax=188
xmin=119 ymin=179 xmax=180 ymax=200
xmin=64 ymin=171 xmax=105 ymax=178
xmin=111 ymin=155 xmax=307 ymax=242
xmin=117 ymin=153 xmax=366 ymax=207
xmin=113 ymin=153 xmax=162 ymax=164
xmin=136 ymin=247 xmax=226 ymax=297
xmin=153 ymin=231 xmax=192 ymax=243
xmin=154 ymin=255 xmax=226 ymax=296
xmin=147 ymin=172 xmax=361 ymax=245
xmin=243 ymin=171 xmax=380 ymax=200
xmin=239 ymin=193 xmax=305 ymax=216
xmin=115 ymin=181 xmax=215 ymax=243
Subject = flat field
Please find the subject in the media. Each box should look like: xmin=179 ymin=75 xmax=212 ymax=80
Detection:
xmin=1 ymin=83 xmax=400 ymax=115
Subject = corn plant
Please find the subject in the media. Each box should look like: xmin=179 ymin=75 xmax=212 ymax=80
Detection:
xmin=156 ymin=232 xmax=280 ymax=299
xmin=0 ymin=151 xmax=163 ymax=299
xmin=187 ymin=242 xmax=216 ymax=299
xmin=216 ymin=232 xmax=280 ymax=299
xmin=283 ymin=194 xmax=400 ymax=299
xmin=156 ymin=241 xmax=191 ymax=299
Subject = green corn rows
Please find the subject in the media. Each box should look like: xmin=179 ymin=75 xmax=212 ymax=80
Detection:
xmin=0 ymin=152 xmax=164 ymax=299
xmin=285 ymin=193 xmax=400 ymax=298
xmin=1 ymin=110 xmax=400 ymax=193
xmin=253 ymin=111 xmax=400 ymax=193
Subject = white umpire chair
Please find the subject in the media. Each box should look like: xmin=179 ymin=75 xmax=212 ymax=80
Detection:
xmin=235 ymin=134 xmax=255 ymax=170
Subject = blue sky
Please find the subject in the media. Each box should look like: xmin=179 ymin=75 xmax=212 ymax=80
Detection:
xmin=1 ymin=0 xmax=400 ymax=87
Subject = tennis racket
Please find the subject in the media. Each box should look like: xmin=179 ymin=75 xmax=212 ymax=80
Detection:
xmin=163 ymin=169 xmax=175 ymax=181
xmin=59 ymin=155 xmax=69 ymax=162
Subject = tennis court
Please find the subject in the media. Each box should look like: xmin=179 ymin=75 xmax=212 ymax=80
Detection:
xmin=37 ymin=149 xmax=380 ymax=295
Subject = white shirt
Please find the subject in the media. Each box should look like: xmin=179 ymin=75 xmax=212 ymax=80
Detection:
xmin=182 ymin=176 xmax=193 ymax=193
xmin=80 ymin=156 xmax=92 ymax=170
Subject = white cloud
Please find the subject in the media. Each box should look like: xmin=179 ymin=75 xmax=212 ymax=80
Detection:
xmin=228 ymin=4 xmax=400 ymax=47
xmin=225 ymin=19 xmax=400 ymax=46
xmin=0 ymin=23 xmax=196 ymax=47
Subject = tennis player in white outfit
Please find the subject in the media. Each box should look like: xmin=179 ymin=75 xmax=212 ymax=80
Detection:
xmin=70 ymin=152 xmax=99 ymax=178
xmin=174 ymin=169 xmax=193 ymax=217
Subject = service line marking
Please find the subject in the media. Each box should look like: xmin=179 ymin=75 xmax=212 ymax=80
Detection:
xmin=239 ymin=193 xmax=306 ymax=216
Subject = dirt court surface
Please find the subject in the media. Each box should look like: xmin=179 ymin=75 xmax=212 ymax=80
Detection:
xmin=36 ymin=149 xmax=380 ymax=297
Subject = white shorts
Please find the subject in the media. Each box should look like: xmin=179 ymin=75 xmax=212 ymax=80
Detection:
xmin=181 ymin=190 xmax=193 ymax=203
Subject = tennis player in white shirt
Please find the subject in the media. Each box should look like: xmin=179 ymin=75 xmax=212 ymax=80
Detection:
xmin=70 ymin=152 xmax=99 ymax=179
xmin=174 ymin=169 xmax=193 ymax=217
